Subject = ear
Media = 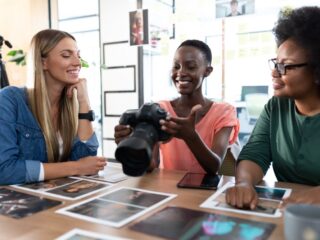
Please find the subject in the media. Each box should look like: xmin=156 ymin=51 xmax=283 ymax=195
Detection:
xmin=42 ymin=58 xmax=48 ymax=70
xmin=204 ymin=66 xmax=213 ymax=77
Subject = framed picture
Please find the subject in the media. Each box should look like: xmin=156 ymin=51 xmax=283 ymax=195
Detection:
xmin=215 ymin=0 xmax=255 ymax=18
xmin=129 ymin=9 xmax=149 ymax=46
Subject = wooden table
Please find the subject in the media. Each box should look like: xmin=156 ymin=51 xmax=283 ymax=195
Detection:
xmin=0 ymin=168 xmax=311 ymax=240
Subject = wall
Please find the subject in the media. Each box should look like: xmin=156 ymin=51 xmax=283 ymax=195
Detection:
xmin=100 ymin=0 xmax=139 ymax=160
xmin=0 ymin=0 xmax=49 ymax=86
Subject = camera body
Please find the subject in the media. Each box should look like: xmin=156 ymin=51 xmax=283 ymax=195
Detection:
xmin=115 ymin=102 xmax=171 ymax=176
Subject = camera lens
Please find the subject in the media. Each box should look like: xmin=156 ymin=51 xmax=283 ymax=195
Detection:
xmin=115 ymin=123 xmax=158 ymax=176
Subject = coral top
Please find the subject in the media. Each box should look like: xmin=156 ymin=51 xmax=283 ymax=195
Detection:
xmin=158 ymin=100 xmax=239 ymax=173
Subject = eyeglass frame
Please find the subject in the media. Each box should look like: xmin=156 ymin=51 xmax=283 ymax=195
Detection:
xmin=268 ymin=58 xmax=308 ymax=75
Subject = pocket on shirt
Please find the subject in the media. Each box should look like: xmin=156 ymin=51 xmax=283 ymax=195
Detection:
xmin=16 ymin=124 xmax=45 ymax=159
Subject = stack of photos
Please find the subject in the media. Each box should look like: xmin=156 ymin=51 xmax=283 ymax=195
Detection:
xmin=0 ymin=188 xmax=61 ymax=219
xmin=131 ymin=206 xmax=275 ymax=240
xmin=200 ymin=182 xmax=292 ymax=218
xmin=12 ymin=178 xmax=112 ymax=200
xmin=56 ymin=228 xmax=131 ymax=240
xmin=57 ymin=187 xmax=176 ymax=228
xmin=80 ymin=165 xmax=129 ymax=183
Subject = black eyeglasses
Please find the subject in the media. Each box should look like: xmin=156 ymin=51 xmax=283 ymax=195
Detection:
xmin=268 ymin=58 xmax=308 ymax=75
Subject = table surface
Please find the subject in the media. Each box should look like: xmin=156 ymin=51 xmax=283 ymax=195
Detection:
xmin=0 ymin=168 xmax=310 ymax=240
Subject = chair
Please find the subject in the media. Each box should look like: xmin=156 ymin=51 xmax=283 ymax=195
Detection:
xmin=245 ymin=93 xmax=269 ymax=125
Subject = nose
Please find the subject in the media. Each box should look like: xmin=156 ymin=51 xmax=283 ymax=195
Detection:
xmin=271 ymin=68 xmax=281 ymax=78
xmin=72 ymin=55 xmax=81 ymax=66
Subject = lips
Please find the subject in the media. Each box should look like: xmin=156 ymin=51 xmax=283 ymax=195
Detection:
xmin=272 ymin=80 xmax=285 ymax=90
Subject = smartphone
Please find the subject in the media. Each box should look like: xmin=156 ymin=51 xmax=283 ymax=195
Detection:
xmin=177 ymin=173 xmax=221 ymax=190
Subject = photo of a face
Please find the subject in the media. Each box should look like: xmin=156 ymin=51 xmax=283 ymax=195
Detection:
xmin=47 ymin=180 xmax=109 ymax=198
xmin=18 ymin=178 xmax=78 ymax=191
xmin=129 ymin=9 xmax=149 ymax=46
xmin=215 ymin=0 xmax=255 ymax=18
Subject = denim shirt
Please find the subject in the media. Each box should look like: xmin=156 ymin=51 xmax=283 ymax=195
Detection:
xmin=0 ymin=86 xmax=99 ymax=185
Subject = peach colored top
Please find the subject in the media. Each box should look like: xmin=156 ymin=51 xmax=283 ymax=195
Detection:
xmin=158 ymin=100 xmax=239 ymax=173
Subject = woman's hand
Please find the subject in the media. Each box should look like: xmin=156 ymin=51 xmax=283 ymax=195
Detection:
xmin=225 ymin=182 xmax=259 ymax=210
xmin=280 ymin=186 xmax=320 ymax=208
xmin=66 ymin=78 xmax=90 ymax=106
xmin=114 ymin=125 xmax=132 ymax=144
xmin=75 ymin=156 xmax=107 ymax=176
xmin=159 ymin=104 xmax=202 ymax=140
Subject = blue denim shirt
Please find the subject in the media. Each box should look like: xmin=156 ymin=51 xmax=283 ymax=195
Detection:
xmin=0 ymin=86 xmax=99 ymax=185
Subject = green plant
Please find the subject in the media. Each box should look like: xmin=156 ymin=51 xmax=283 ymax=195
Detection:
xmin=6 ymin=49 xmax=89 ymax=68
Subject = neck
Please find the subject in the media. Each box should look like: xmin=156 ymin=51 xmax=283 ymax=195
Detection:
xmin=295 ymin=95 xmax=320 ymax=116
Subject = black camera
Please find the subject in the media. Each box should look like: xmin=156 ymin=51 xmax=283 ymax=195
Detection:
xmin=115 ymin=102 xmax=171 ymax=176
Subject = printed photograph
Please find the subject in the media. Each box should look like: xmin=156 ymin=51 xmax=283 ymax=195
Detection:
xmin=254 ymin=186 xmax=290 ymax=201
xmin=15 ymin=178 xmax=79 ymax=191
xmin=80 ymin=166 xmax=128 ymax=183
xmin=200 ymin=182 xmax=290 ymax=217
xmin=46 ymin=180 xmax=112 ymax=200
xmin=131 ymin=206 xmax=275 ymax=240
xmin=0 ymin=188 xmax=61 ymax=219
xmin=56 ymin=228 xmax=130 ymax=240
xmin=129 ymin=9 xmax=149 ymax=46
xmin=57 ymin=187 xmax=176 ymax=227
xmin=215 ymin=0 xmax=255 ymax=18
xmin=100 ymin=188 xmax=170 ymax=207
xmin=12 ymin=178 xmax=112 ymax=201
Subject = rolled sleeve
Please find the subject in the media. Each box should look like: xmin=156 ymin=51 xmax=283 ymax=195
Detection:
xmin=71 ymin=132 xmax=99 ymax=160
xmin=25 ymin=160 xmax=41 ymax=183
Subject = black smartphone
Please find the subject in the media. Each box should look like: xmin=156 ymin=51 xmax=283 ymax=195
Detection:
xmin=177 ymin=172 xmax=221 ymax=190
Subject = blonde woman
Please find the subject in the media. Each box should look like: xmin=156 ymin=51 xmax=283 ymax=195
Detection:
xmin=0 ymin=29 xmax=106 ymax=185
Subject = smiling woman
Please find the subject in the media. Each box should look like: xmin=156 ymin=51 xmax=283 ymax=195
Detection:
xmin=0 ymin=29 xmax=106 ymax=185
xmin=225 ymin=6 xmax=320 ymax=210
xmin=114 ymin=39 xmax=239 ymax=175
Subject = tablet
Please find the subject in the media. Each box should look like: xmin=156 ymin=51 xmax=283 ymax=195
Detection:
xmin=177 ymin=173 xmax=220 ymax=190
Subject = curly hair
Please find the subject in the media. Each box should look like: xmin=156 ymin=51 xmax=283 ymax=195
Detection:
xmin=273 ymin=6 xmax=320 ymax=82
xmin=178 ymin=39 xmax=212 ymax=65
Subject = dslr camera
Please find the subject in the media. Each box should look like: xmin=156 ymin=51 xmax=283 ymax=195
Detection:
xmin=115 ymin=102 xmax=171 ymax=176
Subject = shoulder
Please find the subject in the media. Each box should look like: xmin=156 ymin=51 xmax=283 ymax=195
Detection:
xmin=158 ymin=100 xmax=171 ymax=109
xmin=0 ymin=86 xmax=27 ymax=103
xmin=212 ymin=101 xmax=236 ymax=112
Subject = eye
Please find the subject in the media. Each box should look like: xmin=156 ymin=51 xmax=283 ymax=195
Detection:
xmin=172 ymin=64 xmax=180 ymax=70
xmin=61 ymin=54 xmax=71 ymax=58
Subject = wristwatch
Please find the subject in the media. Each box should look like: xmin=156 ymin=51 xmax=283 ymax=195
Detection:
xmin=78 ymin=110 xmax=95 ymax=121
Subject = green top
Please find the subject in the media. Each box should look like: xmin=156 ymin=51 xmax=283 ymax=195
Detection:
xmin=239 ymin=96 xmax=320 ymax=186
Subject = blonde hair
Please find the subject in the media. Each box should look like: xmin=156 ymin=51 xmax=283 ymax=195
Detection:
xmin=26 ymin=29 xmax=78 ymax=163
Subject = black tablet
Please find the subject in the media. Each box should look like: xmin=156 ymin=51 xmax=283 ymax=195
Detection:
xmin=177 ymin=173 xmax=220 ymax=190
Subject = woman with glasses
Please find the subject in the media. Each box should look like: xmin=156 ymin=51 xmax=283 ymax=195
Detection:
xmin=226 ymin=6 xmax=320 ymax=209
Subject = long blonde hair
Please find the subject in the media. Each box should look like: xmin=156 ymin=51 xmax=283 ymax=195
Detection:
xmin=26 ymin=29 xmax=78 ymax=162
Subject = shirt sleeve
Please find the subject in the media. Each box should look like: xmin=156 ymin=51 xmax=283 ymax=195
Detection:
xmin=238 ymin=99 xmax=273 ymax=174
xmin=38 ymin=162 xmax=45 ymax=181
xmin=70 ymin=132 xmax=99 ymax=160
xmin=0 ymin=88 xmax=41 ymax=185
xmin=214 ymin=103 xmax=240 ymax=144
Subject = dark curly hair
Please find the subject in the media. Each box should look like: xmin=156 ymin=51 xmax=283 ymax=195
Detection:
xmin=273 ymin=6 xmax=320 ymax=82
xmin=178 ymin=39 xmax=212 ymax=65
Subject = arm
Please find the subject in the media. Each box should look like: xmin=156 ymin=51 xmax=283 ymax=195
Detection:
xmin=225 ymin=160 xmax=264 ymax=209
xmin=281 ymin=186 xmax=320 ymax=207
xmin=66 ymin=78 xmax=93 ymax=141
xmin=160 ymin=105 xmax=233 ymax=174
xmin=184 ymin=126 xmax=232 ymax=174
xmin=43 ymin=156 xmax=106 ymax=180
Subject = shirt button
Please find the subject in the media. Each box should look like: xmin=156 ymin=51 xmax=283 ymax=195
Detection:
xmin=25 ymin=133 xmax=30 ymax=138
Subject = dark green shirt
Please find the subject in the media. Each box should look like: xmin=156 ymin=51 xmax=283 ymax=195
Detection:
xmin=239 ymin=97 xmax=320 ymax=185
